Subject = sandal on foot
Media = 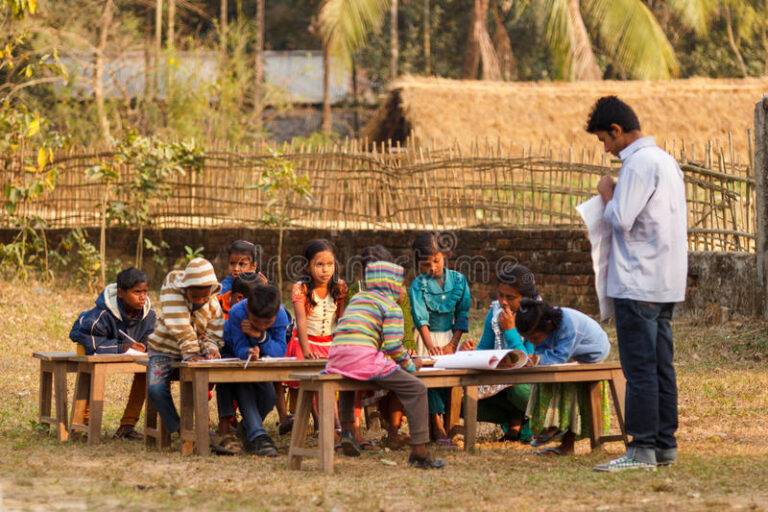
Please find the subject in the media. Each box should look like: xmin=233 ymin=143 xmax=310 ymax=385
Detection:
xmin=359 ymin=440 xmax=382 ymax=454
xmin=277 ymin=418 xmax=294 ymax=436
xmin=211 ymin=434 xmax=242 ymax=456
xmin=530 ymin=430 xmax=566 ymax=447
xmin=383 ymin=435 xmax=410 ymax=450
xmin=408 ymin=452 xmax=446 ymax=469
xmin=339 ymin=431 xmax=361 ymax=457
xmin=535 ymin=447 xmax=566 ymax=456
xmin=114 ymin=426 xmax=143 ymax=441
xmin=434 ymin=438 xmax=457 ymax=450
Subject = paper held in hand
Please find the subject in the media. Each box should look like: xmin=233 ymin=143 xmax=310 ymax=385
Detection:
xmin=433 ymin=349 xmax=528 ymax=370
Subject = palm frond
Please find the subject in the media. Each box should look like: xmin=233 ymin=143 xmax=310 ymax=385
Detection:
xmin=319 ymin=0 xmax=389 ymax=69
xmin=586 ymin=0 xmax=679 ymax=80
xmin=667 ymin=0 xmax=717 ymax=36
xmin=543 ymin=0 xmax=574 ymax=79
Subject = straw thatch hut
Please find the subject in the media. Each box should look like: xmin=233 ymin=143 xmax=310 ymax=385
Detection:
xmin=362 ymin=76 xmax=768 ymax=156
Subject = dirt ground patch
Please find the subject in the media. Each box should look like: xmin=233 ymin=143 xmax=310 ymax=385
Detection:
xmin=1 ymin=280 xmax=767 ymax=511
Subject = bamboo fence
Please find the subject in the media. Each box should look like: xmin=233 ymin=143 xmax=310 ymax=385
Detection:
xmin=1 ymin=135 xmax=757 ymax=253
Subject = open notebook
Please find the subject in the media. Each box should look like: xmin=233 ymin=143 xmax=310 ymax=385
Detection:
xmin=433 ymin=349 xmax=529 ymax=370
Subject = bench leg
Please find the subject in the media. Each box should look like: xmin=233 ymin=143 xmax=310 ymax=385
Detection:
xmin=609 ymin=370 xmax=629 ymax=445
xmin=69 ymin=369 xmax=90 ymax=440
xmin=193 ymin=371 xmax=210 ymax=456
xmin=180 ymin=376 xmax=195 ymax=455
xmin=39 ymin=362 xmax=53 ymax=427
xmin=588 ymin=381 xmax=604 ymax=451
xmin=318 ymin=384 xmax=337 ymax=474
xmin=462 ymin=386 xmax=478 ymax=451
xmin=53 ymin=363 xmax=69 ymax=441
xmin=88 ymin=365 xmax=107 ymax=446
xmin=447 ymin=386 xmax=463 ymax=438
xmin=288 ymin=387 xmax=314 ymax=470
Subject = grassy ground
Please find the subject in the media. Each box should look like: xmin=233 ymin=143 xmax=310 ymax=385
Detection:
xmin=1 ymin=279 xmax=767 ymax=511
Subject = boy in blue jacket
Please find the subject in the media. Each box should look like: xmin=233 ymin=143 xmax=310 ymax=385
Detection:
xmin=223 ymin=283 xmax=290 ymax=456
xmin=69 ymin=268 xmax=156 ymax=440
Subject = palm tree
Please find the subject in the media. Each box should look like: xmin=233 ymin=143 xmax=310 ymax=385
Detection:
xmin=318 ymin=0 xmax=389 ymax=134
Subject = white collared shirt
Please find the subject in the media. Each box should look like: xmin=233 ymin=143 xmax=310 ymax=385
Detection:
xmin=603 ymin=136 xmax=688 ymax=303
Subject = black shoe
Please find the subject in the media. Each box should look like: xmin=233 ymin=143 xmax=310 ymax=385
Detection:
xmin=408 ymin=452 xmax=445 ymax=469
xmin=339 ymin=430 xmax=362 ymax=457
xmin=250 ymin=434 xmax=278 ymax=457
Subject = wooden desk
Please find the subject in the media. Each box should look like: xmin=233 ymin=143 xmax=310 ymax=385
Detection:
xmin=176 ymin=359 xmax=327 ymax=456
xmin=68 ymin=354 xmax=148 ymax=445
xmin=33 ymin=352 xmax=79 ymax=441
xmin=288 ymin=362 xmax=627 ymax=473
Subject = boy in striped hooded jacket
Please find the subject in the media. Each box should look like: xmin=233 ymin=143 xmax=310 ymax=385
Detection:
xmin=147 ymin=258 xmax=224 ymax=435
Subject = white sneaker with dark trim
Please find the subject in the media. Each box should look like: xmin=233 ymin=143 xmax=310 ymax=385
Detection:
xmin=593 ymin=451 xmax=657 ymax=473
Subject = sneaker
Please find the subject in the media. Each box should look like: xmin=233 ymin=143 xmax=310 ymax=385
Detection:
xmin=594 ymin=449 xmax=656 ymax=473
xmin=408 ymin=452 xmax=446 ymax=469
xmin=251 ymin=434 xmax=278 ymax=457
xmin=656 ymin=447 xmax=677 ymax=466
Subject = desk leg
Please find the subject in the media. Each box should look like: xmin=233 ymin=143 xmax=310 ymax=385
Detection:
xmin=180 ymin=375 xmax=195 ymax=455
xmin=609 ymin=370 xmax=628 ymax=445
xmin=193 ymin=371 xmax=210 ymax=456
xmin=69 ymin=369 xmax=90 ymax=440
xmin=463 ymin=386 xmax=478 ymax=451
xmin=588 ymin=381 xmax=604 ymax=451
xmin=447 ymin=387 xmax=463 ymax=437
xmin=88 ymin=365 xmax=107 ymax=446
xmin=318 ymin=384 xmax=336 ymax=474
xmin=288 ymin=387 xmax=313 ymax=470
xmin=53 ymin=363 xmax=69 ymax=441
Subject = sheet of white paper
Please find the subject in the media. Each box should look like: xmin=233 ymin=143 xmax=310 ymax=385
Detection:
xmin=433 ymin=349 xmax=527 ymax=370
xmin=124 ymin=348 xmax=147 ymax=356
xmin=576 ymin=195 xmax=614 ymax=320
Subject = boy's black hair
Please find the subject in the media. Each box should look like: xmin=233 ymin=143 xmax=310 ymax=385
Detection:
xmin=586 ymin=96 xmax=641 ymax=134
xmin=232 ymin=272 xmax=263 ymax=297
xmin=227 ymin=240 xmax=261 ymax=270
xmin=515 ymin=298 xmax=563 ymax=336
xmin=497 ymin=264 xmax=538 ymax=299
xmin=247 ymin=284 xmax=282 ymax=319
xmin=301 ymin=239 xmax=343 ymax=307
xmin=116 ymin=267 xmax=148 ymax=290
xmin=412 ymin=231 xmax=452 ymax=262
xmin=361 ymin=245 xmax=393 ymax=273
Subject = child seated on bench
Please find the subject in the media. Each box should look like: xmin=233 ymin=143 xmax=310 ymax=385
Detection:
xmin=515 ymin=299 xmax=611 ymax=456
xmin=147 ymin=258 xmax=224 ymax=436
xmin=69 ymin=267 xmax=156 ymax=440
xmin=325 ymin=261 xmax=445 ymax=469
xmin=221 ymin=283 xmax=291 ymax=456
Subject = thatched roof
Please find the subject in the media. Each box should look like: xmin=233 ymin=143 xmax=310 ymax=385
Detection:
xmin=362 ymin=76 xmax=768 ymax=157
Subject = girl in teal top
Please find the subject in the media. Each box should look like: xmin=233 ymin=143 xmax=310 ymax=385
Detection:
xmin=408 ymin=232 xmax=471 ymax=445
xmin=469 ymin=264 xmax=539 ymax=442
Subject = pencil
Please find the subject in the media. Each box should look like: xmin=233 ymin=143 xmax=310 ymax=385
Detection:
xmin=244 ymin=353 xmax=253 ymax=369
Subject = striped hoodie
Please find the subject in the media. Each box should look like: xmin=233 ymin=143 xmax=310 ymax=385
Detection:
xmin=332 ymin=261 xmax=414 ymax=372
xmin=147 ymin=258 xmax=224 ymax=359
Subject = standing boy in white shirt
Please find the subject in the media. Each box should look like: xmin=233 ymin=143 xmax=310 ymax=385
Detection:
xmin=586 ymin=96 xmax=687 ymax=472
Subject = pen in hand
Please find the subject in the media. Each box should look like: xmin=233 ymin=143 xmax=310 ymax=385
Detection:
xmin=244 ymin=353 xmax=253 ymax=369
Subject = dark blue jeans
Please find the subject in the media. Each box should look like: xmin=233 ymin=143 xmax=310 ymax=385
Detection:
xmin=233 ymin=382 xmax=276 ymax=442
xmin=147 ymin=354 xmax=181 ymax=434
xmin=614 ymin=298 xmax=678 ymax=459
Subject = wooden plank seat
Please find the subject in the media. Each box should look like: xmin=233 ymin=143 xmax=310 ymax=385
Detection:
xmin=33 ymin=352 xmax=80 ymax=441
xmin=67 ymin=354 xmax=148 ymax=445
xmin=135 ymin=359 xmax=178 ymax=450
xmin=287 ymin=362 xmax=628 ymax=474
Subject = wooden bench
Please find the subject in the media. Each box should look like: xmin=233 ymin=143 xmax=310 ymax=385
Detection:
xmin=288 ymin=362 xmax=627 ymax=473
xmin=68 ymin=354 xmax=148 ymax=445
xmin=175 ymin=358 xmax=327 ymax=456
xmin=135 ymin=359 xmax=176 ymax=450
xmin=33 ymin=352 xmax=80 ymax=441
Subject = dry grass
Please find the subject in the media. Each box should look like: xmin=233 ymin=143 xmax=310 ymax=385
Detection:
xmin=363 ymin=76 xmax=768 ymax=160
xmin=1 ymin=278 xmax=767 ymax=511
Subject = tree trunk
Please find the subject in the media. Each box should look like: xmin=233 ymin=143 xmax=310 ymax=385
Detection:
xmin=220 ymin=0 xmax=228 ymax=56
xmin=167 ymin=0 xmax=175 ymax=50
xmin=762 ymin=0 xmax=768 ymax=75
xmin=462 ymin=0 xmax=488 ymax=79
xmin=566 ymin=0 xmax=601 ymax=81
xmin=277 ymin=227 xmax=284 ymax=294
xmin=390 ymin=0 xmax=399 ymax=79
xmin=136 ymin=224 xmax=144 ymax=269
xmin=155 ymin=0 xmax=162 ymax=96
xmin=95 ymin=0 xmax=113 ymax=142
xmin=424 ymin=0 xmax=431 ymax=75
xmin=254 ymin=0 xmax=264 ymax=127
xmin=492 ymin=0 xmax=516 ymax=80
xmin=724 ymin=4 xmax=748 ymax=78
xmin=321 ymin=43 xmax=332 ymax=134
